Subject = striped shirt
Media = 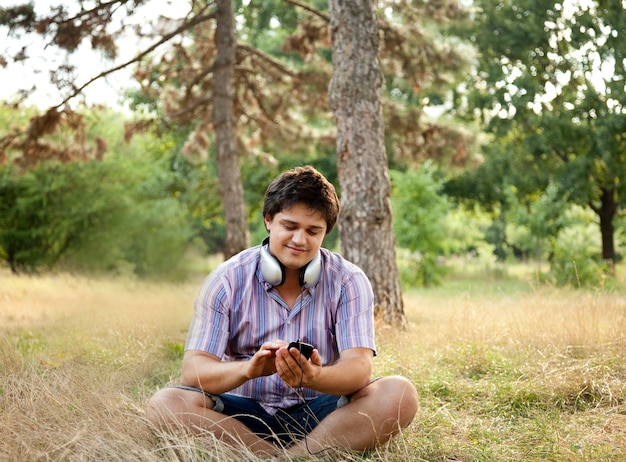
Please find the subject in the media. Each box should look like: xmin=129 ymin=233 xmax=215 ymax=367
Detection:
xmin=185 ymin=244 xmax=376 ymax=415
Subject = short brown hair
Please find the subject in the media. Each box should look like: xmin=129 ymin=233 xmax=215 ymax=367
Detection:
xmin=262 ymin=166 xmax=340 ymax=234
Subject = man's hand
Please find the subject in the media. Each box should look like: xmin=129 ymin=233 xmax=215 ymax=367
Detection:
xmin=244 ymin=341 xmax=284 ymax=380
xmin=275 ymin=345 xmax=322 ymax=388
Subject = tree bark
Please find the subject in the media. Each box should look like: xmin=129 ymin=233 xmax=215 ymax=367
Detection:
xmin=328 ymin=0 xmax=406 ymax=328
xmin=213 ymin=0 xmax=249 ymax=258
xmin=596 ymin=186 xmax=617 ymax=271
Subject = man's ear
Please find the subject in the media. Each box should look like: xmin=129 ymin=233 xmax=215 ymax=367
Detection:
xmin=264 ymin=214 xmax=272 ymax=232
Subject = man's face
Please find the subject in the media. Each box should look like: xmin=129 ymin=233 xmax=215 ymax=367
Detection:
xmin=264 ymin=202 xmax=327 ymax=270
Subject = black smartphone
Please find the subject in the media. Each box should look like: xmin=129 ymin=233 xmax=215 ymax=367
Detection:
xmin=288 ymin=341 xmax=315 ymax=360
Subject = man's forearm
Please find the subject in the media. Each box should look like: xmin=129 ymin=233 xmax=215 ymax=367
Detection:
xmin=181 ymin=354 xmax=249 ymax=395
xmin=308 ymin=355 xmax=372 ymax=396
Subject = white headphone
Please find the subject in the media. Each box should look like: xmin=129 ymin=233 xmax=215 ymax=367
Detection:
xmin=260 ymin=237 xmax=321 ymax=288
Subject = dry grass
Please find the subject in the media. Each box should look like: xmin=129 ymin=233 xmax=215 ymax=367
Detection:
xmin=1 ymin=267 xmax=625 ymax=461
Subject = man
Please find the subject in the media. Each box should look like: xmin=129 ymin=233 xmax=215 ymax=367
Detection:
xmin=147 ymin=165 xmax=418 ymax=457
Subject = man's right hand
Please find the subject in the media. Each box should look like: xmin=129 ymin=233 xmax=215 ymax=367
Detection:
xmin=181 ymin=341 xmax=289 ymax=395
xmin=244 ymin=341 xmax=285 ymax=379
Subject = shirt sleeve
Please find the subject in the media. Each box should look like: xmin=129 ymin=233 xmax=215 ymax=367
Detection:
xmin=334 ymin=268 xmax=376 ymax=354
xmin=185 ymin=271 xmax=231 ymax=357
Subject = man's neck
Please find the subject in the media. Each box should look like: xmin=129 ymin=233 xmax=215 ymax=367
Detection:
xmin=276 ymin=270 xmax=303 ymax=309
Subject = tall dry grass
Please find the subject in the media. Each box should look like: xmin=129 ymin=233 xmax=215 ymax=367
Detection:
xmin=379 ymin=277 xmax=626 ymax=461
xmin=0 ymin=271 xmax=197 ymax=461
xmin=1 ymin=268 xmax=625 ymax=461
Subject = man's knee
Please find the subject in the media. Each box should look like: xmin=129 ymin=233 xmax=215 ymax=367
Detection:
xmin=372 ymin=376 xmax=419 ymax=427
xmin=146 ymin=388 xmax=176 ymax=427
xmin=146 ymin=387 xmax=207 ymax=428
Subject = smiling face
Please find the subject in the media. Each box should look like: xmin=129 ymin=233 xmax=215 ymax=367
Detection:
xmin=264 ymin=202 xmax=327 ymax=273
xmin=262 ymin=166 xmax=340 ymax=235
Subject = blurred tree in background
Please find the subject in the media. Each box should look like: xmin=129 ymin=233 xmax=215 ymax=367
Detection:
xmin=1 ymin=1 xmax=622 ymax=290
xmin=448 ymin=0 xmax=626 ymax=275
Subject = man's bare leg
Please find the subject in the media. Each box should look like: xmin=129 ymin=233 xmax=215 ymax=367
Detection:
xmin=287 ymin=376 xmax=418 ymax=457
xmin=146 ymin=388 xmax=280 ymax=457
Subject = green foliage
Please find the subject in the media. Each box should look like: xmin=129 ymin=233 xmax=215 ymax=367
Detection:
xmin=0 ymin=104 xmax=200 ymax=277
xmin=392 ymin=164 xmax=448 ymax=252
xmin=236 ymin=0 xmax=303 ymax=55
xmin=391 ymin=165 xmax=450 ymax=286
xmin=392 ymin=166 xmax=507 ymax=287
xmin=443 ymin=206 xmax=494 ymax=258
xmin=0 ymin=154 xmax=192 ymax=278
xmin=5 ymin=2 xmax=622 ymax=282
xmin=548 ymin=209 xmax=607 ymax=288
xmin=455 ymin=0 xmax=626 ymax=264
xmin=171 ymin=156 xmax=225 ymax=255
xmin=396 ymin=248 xmax=447 ymax=288
xmin=504 ymin=182 xmax=571 ymax=260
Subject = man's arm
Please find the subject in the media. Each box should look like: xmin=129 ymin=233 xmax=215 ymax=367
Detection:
xmin=181 ymin=341 xmax=284 ymax=395
xmin=276 ymin=346 xmax=373 ymax=396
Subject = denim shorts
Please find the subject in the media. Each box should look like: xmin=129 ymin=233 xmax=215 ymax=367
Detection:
xmin=170 ymin=385 xmax=348 ymax=446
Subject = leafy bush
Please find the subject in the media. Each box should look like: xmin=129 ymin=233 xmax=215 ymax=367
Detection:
xmin=391 ymin=165 xmax=450 ymax=287
xmin=0 ymin=156 xmax=193 ymax=279
xmin=549 ymin=216 xmax=606 ymax=287
xmin=396 ymin=248 xmax=448 ymax=288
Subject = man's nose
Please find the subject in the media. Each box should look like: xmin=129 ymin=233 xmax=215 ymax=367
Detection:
xmin=292 ymin=228 xmax=306 ymax=245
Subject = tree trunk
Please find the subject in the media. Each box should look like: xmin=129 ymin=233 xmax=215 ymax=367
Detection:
xmin=213 ymin=0 xmax=249 ymax=258
xmin=596 ymin=186 xmax=617 ymax=271
xmin=328 ymin=0 xmax=406 ymax=328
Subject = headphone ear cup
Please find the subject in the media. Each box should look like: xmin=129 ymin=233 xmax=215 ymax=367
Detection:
xmin=299 ymin=251 xmax=321 ymax=288
xmin=260 ymin=244 xmax=285 ymax=286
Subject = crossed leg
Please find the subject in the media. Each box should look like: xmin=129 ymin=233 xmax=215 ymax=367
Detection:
xmin=146 ymin=375 xmax=418 ymax=457
xmin=286 ymin=375 xmax=418 ymax=456
xmin=146 ymin=387 xmax=279 ymax=456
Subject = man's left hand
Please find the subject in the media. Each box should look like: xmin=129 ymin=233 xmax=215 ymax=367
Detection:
xmin=275 ymin=345 xmax=322 ymax=388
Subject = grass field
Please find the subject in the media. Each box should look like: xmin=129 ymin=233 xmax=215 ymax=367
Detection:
xmin=1 ymin=265 xmax=625 ymax=461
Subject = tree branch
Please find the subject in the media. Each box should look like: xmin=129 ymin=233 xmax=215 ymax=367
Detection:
xmin=185 ymin=62 xmax=217 ymax=100
xmin=237 ymin=44 xmax=298 ymax=78
xmin=53 ymin=0 xmax=132 ymax=24
xmin=53 ymin=9 xmax=216 ymax=109
xmin=282 ymin=0 xmax=329 ymax=22
xmin=167 ymin=95 xmax=212 ymax=120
